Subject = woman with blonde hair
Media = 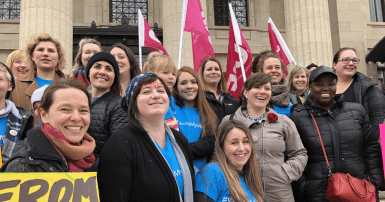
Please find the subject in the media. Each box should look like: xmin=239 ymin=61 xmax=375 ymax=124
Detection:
xmin=72 ymin=38 xmax=102 ymax=87
xmin=10 ymin=33 xmax=66 ymax=111
xmin=171 ymin=66 xmax=218 ymax=174
xmin=145 ymin=55 xmax=177 ymax=90
xmin=288 ymin=67 xmax=310 ymax=104
xmin=198 ymin=57 xmax=239 ymax=122
xmin=6 ymin=49 xmax=30 ymax=78
xmin=194 ymin=119 xmax=264 ymax=202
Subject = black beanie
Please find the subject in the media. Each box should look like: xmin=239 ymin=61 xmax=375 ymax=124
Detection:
xmin=86 ymin=52 xmax=119 ymax=88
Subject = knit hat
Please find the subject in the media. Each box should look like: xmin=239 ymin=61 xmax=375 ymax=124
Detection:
xmin=31 ymin=85 xmax=49 ymax=110
xmin=85 ymin=52 xmax=119 ymax=88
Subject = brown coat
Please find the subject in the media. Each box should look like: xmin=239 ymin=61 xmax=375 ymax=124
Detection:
xmin=9 ymin=69 xmax=66 ymax=111
xmin=222 ymin=107 xmax=307 ymax=202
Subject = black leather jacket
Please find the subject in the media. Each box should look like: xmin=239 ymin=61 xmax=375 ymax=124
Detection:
xmin=1 ymin=129 xmax=69 ymax=172
xmin=204 ymin=91 xmax=239 ymax=122
xmin=88 ymin=92 xmax=129 ymax=159
xmin=290 ymin=94 xmax=383 ymax=202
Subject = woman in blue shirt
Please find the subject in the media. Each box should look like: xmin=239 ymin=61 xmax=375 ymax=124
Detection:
xmin=195 ymin=119 xmax=264 ymax=202
xmin=170 ymin=66 xmax=218 ymax=174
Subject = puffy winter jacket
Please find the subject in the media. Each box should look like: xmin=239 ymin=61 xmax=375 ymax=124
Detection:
xmin=88 ymin=92 xmax=129 ymax=160
xmin=352 ymin=72 xmax=385 ymax=136
xmin=1 ymin=129 xmax=69 ymax=172
xmin=290 ymin=94 xmax=383 ymax=202
xmin=204 ymin=91 xmax=239 ymax=122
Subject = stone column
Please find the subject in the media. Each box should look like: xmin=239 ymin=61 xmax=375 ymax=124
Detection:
xmin=284 ymin=0 xmax=333 ymax=67
xmin=163 ymin=0 xmax=207 ymax=69
xmin=19 ymin=0 xmax=73 ymax=74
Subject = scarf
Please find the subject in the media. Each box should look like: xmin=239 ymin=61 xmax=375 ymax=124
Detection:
xmin=0 ymin=100 xmax=16 ymax=119
xmin=143 ymin=123 xmax=193 ymax=202
xmin=73 ymin=68 xmax=91 ymax=88
xmin=270 ymin=85 xmax=290 ymax=107
xmin=41 ymin=123 xmax=96 ymax=172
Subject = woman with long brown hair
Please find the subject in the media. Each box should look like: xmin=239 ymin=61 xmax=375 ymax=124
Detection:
xmin=171 ymin=66 xmax=218 ymax=174
xmin=108 ymin=43 xmax=141 ymax=96
xmin=194 ymin=119 xmax=264 ymax=202
xmin=198 ymin=57 xmax=239 ymax=122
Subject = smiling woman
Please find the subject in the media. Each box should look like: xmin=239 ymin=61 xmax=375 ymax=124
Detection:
xmin=85 ymin=52 xmax=128 ymax=170
xmin=290 ymin=66 xmax=383 ymax=201
xmin=98 ymin=73 xmax=195 ymax=202
xmin=288 ymin=67 xmax=310 ymax=104
xmin=198 ymin=57 xmax=239 ymax=122
xmin=170 ymin=66 xmax=218 ymax=175
xmin=2 ymin=78 xmax=96 ymax=172
xmin=6 ymin=49 xmax=30 ymax=79
xmin=221 ymin=72 xmax=307 ymax=202
xmin=255 ymin=53 xmax=292 ymax=117
xmin=194 ymin=119 xmax=264 ymax=202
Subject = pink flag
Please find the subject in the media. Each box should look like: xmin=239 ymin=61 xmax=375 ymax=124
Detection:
xmin=138 ymin=10 xmax=168 ymax=55
xmin=183 ymin=0 xmax=215 ymax=72
xmin=380 ymin=124 xmax=385 ymax=179
xmin=225 ymin=14 xmax=252 ymax=100
xmin=268 ymin=17 xmax=296 ymax=77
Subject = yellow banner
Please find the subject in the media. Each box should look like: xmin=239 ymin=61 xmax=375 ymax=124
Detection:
xmin=0 ymin=172 xmax=99 ymax=202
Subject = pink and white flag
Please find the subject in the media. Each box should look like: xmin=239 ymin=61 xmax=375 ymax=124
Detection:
xmin=182 ymin=0 xmax=215 ymax=72
xmin=138 ymin=9 xmax=168 ymax=55
xmin=225 ymin=5 xmax=252 ymax=100
xmin=268 ymin=17 xmax=296 ymax=77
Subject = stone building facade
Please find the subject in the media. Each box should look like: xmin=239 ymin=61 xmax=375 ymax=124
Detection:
xmin=0 ymin=0 xmax=384 ymax=87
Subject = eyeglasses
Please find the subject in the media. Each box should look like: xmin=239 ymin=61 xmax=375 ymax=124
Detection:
xmin=337 ymin=57 xmax=360 ymax=64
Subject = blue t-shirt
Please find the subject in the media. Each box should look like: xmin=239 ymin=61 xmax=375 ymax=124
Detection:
xmin=195 ymin=162 xmax=257 ymax=202
xmin=35 ymin=76 xmax=53 ymax=87
xmin=155 ymin=134 xmax=184 ymax=196
xmin=169 ymin=98 xmax=207 ymax=174
xmin=0 ymin=117 xmax=8 ymax=148
xmin=273 ymin=101 xmax=293 ymax=117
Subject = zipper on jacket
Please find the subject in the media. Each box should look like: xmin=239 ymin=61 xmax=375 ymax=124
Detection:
xmin=327 ymin=116 xmax=342 ymax=173
xmin=261 ymin=120 xmax=265 ymax=193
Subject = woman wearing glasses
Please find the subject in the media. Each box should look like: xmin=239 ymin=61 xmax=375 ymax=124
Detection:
xmin=332 ymin=47 xmax=385 ymax=137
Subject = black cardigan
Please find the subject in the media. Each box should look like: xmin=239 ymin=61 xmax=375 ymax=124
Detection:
xmin=97 ymin=124 xmax=195 ymax=202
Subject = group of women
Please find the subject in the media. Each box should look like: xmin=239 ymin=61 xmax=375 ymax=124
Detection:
xmin=0 ymin=32 xmax=384 ymax=202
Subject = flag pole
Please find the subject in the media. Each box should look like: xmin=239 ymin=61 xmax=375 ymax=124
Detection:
xmin=229 ymin=3 xmax=246 ymax=81
xmin=178 ymin=0 xmax=188 ymax=70
xmin=236 ymin=45 xmax=246 ymax=82
xmin=138 ymin=9 xmax=143 ymax=71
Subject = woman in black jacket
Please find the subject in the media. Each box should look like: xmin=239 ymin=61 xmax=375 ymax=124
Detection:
xmin=332 ymin=47 xmax=385 ymax=137
xmin=198 ymin=57 xmax=239 ymax=122
xmin=85 ymin=52 xmax=129 ymax=170
xmin=98 ymin=73 xmax=194 ymax=202
xmin=290 ymin=66 xmax=383 ymax=202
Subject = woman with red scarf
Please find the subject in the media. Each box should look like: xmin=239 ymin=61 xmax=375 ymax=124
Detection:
xmin=1 ymin=78 xmax=96 ymax=172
